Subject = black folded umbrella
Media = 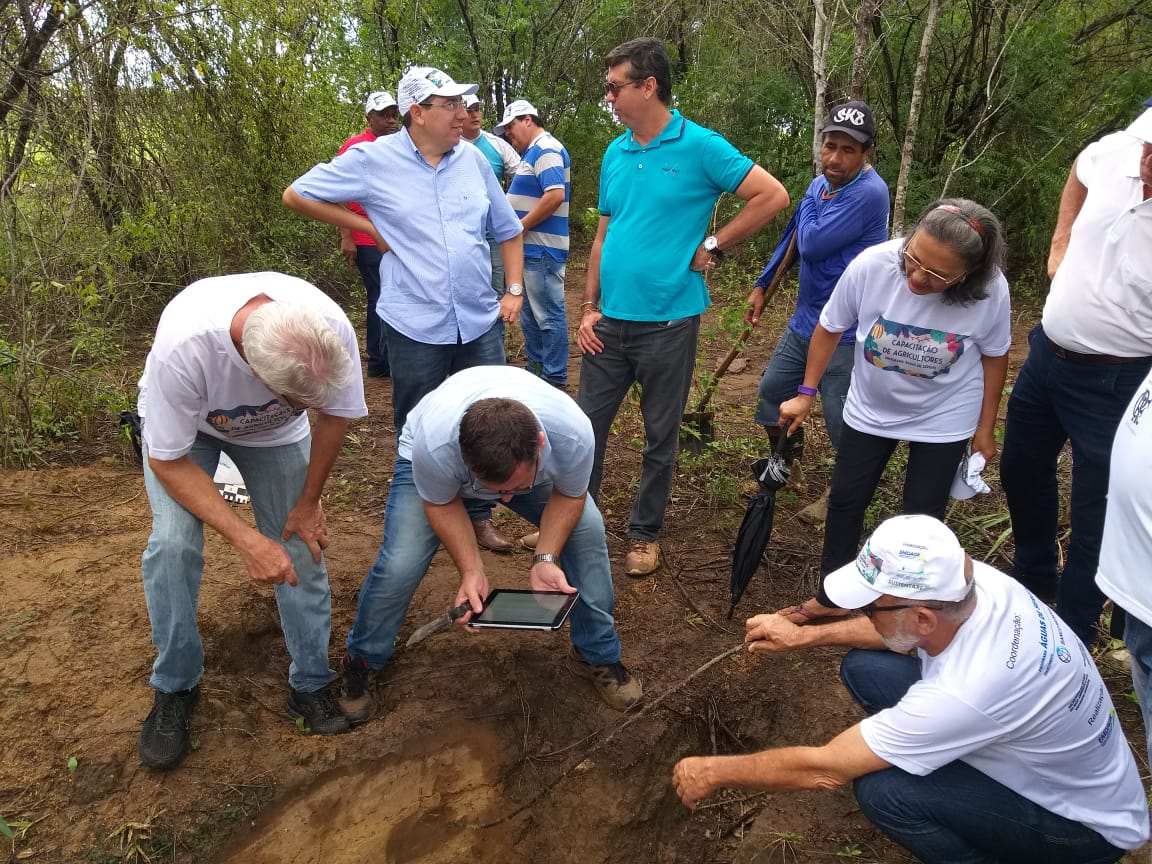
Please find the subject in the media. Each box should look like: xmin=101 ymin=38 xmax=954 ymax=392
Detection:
xmin=728 ymin=423 xmax=793 ymax=619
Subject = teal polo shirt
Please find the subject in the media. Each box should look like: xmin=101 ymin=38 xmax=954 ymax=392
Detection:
xmin=597 ymin=110 xmax=754 ymax=321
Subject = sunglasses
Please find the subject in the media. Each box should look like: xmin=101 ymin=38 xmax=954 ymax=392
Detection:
xmin=604 ymin=78 xmax=643 ymax=97
xmin=466 ymin=103 xmax=483 ymax=113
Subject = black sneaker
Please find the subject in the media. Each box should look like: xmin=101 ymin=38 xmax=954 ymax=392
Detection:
xmin=138 ymin=686 xmax=200 ymax=770
xmin=285 ymin=684 xmax=350 ymax=736
xmin=338 ymin=653 xmax=375 ymax=724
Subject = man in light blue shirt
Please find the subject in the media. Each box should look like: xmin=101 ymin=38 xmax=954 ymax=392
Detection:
xmin=283 ymin=65 xmax=527 ymax=553
xmin=339 ymin=366 xmax=643 ymax=722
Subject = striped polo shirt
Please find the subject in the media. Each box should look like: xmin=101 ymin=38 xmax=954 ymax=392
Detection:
xmin=507 ymin=130 xmax=570 ymax=262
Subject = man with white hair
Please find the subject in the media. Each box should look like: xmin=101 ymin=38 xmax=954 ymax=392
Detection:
xmin=135 ymin=272 xmax=367 ymax=769
xmin=285 ymin=65 xmax=526 ymax=554
xmin=673 ymin=515 xmax=1150 ymax=863
xmin=1001 ymin=97 xmax=1152 ymax=646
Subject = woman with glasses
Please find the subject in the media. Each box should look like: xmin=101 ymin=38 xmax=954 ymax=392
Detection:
xmin=778 ymin=198 xmax=1010 ymax=613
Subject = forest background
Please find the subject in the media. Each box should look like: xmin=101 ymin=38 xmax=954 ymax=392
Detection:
xmin=1 ymin=0 xmax=1150 ymax=468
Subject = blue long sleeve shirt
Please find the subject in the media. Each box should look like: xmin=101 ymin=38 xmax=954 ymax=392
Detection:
xmin=755 ymin=165 xmax=889 ymax=344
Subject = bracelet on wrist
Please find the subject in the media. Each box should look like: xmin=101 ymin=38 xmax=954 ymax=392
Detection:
xmin=580 ymin=300 xmax=597 ymax=308
xmin=797 ymin=385 xmax=818 ymax=397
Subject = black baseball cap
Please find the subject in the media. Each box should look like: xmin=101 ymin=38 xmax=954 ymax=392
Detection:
xmin=822 ymin=101 xmax=875 ymax=145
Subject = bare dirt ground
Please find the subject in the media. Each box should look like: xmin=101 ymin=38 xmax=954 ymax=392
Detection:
xmin=0 ymin=268 xmax=1145 ymax=864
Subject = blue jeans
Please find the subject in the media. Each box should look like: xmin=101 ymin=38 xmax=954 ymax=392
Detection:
xmin=355 ymin=244 xmax=387 ymax=375
xmin=754 ymin=326 xmax=853 ymax=449
xmin=346 ymin=458 xmax=622 ymax=669
xmin=521 ymin=256 xmax=570 ymax=387
xmin=1123 ymin=613 xmax=1152 ymax=767
xmin=840 ymin=650 xmax=1125 ymax=864
xmin=141 ymin=433 xmax=335 ymax=694
xmin=577 ymin=315 xmax=700 ymax=541
xmin=1001 ymin=324 xmax=1152 ymax=645
xmin=383 ymin=320 xmax=506 ymax=523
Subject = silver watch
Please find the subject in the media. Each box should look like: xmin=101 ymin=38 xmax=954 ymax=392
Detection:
xmin=532 ymin=553 xmax=558 ymax=566
xmin=507 ymin=282 xmax=524 ymax=297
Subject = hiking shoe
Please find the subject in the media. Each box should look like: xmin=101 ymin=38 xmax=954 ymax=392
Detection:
xmin=521 ymin=531 xmax=540 ymax=550
xmin=285 ymin=684 xmax=350 ymax=736
xmin=798 ymin=487 xmax=830 ymax=525
xmin=624 ymin=539 xmax=661 ymax=577
xmin=338 ymin=652 xmax=374 ymax=724
xmin=138 ymin=686 xmax=200 ymax=770
xmin=566 ymin=648 xmax=643 ymax=711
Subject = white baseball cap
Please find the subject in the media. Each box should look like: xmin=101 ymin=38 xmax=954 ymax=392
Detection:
xmin=1126 ymin=106 xmax=1152 ymax=145
xmin=493 ymin=99 xmax=539 ymax=136
xmin=396 ymin=66 xmax=477 ymax=116
xmin=822 ymin=515 xmax=972 ymax=609
xmin=364 ymin=91 xmax=397 ymax=113
xmin=463 ymin=94 xmax=481 ymax=109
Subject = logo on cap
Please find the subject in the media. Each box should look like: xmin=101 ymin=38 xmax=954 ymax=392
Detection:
xmin=833 ymin=106 xmax=867 ymax=128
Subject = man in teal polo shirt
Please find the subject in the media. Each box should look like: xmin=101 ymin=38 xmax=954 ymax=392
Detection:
xmin=576 ymin=37 xmax=789 ymax=576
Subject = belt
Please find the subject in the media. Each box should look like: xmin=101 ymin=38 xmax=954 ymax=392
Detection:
xmin=1044 ymin=335 xmax=1152 ymax=365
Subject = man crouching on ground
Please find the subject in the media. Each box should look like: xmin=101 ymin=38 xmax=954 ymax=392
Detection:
xmin=136 ymin=272 xmax=367 ymax=770
xmin=339 ymin=365 xmax=642 ymax=719
xmin=673 ymin=515 xmax=1149 ymax=863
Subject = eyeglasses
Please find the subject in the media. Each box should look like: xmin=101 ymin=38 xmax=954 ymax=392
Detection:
xmin=902 ymin=247 xmax=965 ymax=287
xmin=858 ymin=601 xmax=946 ymax=619
xmin=465 ymin=103 xmax=483 ymax=113
xmin=421 ymin=99 xmax=463 ymax=112
xmin=604 ymin=78 xmax=643 ymax=97
xmin=467 ymin=456 xmax=539 ymax=498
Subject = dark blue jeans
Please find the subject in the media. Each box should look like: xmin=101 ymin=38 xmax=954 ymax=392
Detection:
xmin=384 ymin=320 xmax=506 ymax=522
xmin=840 ymin=650 xmax=1125 ymax=864
xmin=1001 ymin=324 xmax=1152 ymax=645
xmin=821 ymin=425 xmax=968 ymax=576
xmin=355 ymin=245 xmax=387 ymax=376
xmin=576 ymin=315 xmax=700 ymax=541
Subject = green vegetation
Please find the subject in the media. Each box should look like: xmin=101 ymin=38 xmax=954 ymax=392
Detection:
xmin=2 ymin=0 xmax=1148 ymax=465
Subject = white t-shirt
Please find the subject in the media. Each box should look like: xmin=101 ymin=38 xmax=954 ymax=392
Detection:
xmin=399 ymin=366 xmax=593 ymax=505
xmin=1096 ymin=366 xmax=1152 ymax=626
xmin=820 ymin=239 xmax=1011 ymax=441
xmin=1042 ymin=131 xmax=1152 ymax=357
xmin=861 ymin=564 xmax=1149 ymax=850
xmin=138 ymin=273 xmax=367 ymax=459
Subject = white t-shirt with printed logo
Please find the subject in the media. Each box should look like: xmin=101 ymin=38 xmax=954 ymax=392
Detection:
xmin=861 ymin=563 xmax=1150 ymax=851
xmin=819 ymin=238 xmax=1011 ymax=442
xmin=138 ymin=272 xmax=367 ymax=460
xmin=1096 ymin=366 xmax=1152 ymax=625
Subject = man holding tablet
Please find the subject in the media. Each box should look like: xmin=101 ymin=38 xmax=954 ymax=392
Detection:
xmin=340 ymin=366 xmax=642 ymax=720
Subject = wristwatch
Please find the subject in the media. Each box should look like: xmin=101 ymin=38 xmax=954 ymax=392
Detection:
xmin=702 ymin=235 xmax=724 ymax=261
xmin=532 ymin=553 xmax=558 ymax=566
xmin=507 ymin=282 xmax=524 ymax=296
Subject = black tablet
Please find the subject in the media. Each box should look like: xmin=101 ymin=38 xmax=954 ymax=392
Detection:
xmin=467 ymin=589 xmax=579 ymax=631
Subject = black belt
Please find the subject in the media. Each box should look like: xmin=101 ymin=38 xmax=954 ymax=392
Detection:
xmin=1044 ymin=335 xmax=1152 ymax=365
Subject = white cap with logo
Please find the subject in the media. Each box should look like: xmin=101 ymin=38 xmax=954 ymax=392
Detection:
xmin=822 ymin=515 xmax=972 ymax=609
xmin=396 ymin=66 xmax=477 ymax=116
xmin=493 ymin=99 xmax=539 ymax=137
xmin=364 ymin=91 xmax=397 ymax=113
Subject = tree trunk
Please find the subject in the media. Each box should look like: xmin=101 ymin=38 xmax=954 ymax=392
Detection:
xmin=810 ymin=0 xmax=834 ymax=174
xmin=892 ymin=0 xmax=941 ymax=235
xmin=850 ymin=0 xmax=882 ymax=100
